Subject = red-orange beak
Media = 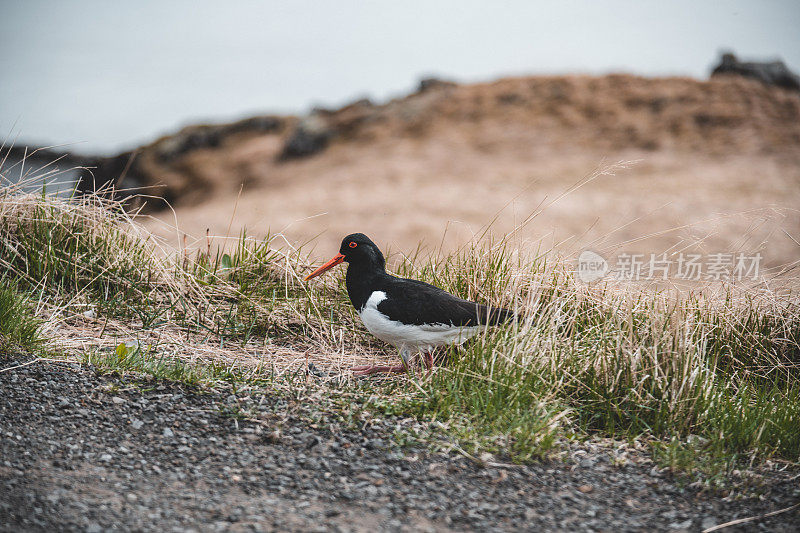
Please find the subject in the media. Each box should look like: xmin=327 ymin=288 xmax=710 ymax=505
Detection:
xmin=304 ymin=253 xmax=345 ymax=281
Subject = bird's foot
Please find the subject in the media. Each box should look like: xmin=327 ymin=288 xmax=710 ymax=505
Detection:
xmin=351 ymin=364 xmax=407 ymax=376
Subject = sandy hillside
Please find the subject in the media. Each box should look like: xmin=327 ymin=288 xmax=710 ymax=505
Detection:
xmin=133 ymin=74 xmax=800 ymax=272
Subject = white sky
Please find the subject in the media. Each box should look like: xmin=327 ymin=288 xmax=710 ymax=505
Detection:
xmin=2 ymin=0 xmax=799 ymax=154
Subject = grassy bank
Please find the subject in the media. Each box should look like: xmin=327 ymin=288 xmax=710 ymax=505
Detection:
xmin=1 ymin=186 xmax=798 ymax=485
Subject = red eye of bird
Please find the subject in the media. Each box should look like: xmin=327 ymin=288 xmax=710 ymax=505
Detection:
xmin=349 ymin=242 xmax=357 ymax=248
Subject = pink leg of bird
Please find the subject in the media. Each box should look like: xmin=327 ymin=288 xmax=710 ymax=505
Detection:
xmin=351 ymin=364 xmax=406 ymax=376
xmin=422 ymin=352 xmax=434 ymax=372
xmin=352 ymin=347 xmax=413 ymax=376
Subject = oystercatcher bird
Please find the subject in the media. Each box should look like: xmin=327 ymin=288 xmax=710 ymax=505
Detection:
xmin=304 ymin=233 xmax=513 ymax=375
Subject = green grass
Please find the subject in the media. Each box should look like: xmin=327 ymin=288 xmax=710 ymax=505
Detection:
xmin=1 ymin=186 xmax=798 ymax=485
xmin=0 ymin=280 xmax=44 ymax=354
xmin=82 ymin=341 xmax=256 ymax=386
xmin=0 ymin=193 xmax=160 ymax=319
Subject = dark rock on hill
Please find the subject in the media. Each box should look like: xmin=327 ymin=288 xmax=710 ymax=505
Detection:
xmin=278 ymin=114 xmax=333 ymax=160
xmin=712 ymin=52 xmax=800 ymax=91
xmin=2 ymin=115 xmax=286 ymax=210
xmin=418 ymin=76 xmax=457 ymax=93
xmin=154 ymin=115 xmax=283 ymax=163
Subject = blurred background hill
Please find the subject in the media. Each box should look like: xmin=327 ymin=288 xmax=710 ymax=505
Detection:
xmin=2 ymin=1 xmax=799 ymax=270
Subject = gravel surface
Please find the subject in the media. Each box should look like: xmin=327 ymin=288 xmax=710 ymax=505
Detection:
xmin=1 ymin=353 xmax=798 ymax=532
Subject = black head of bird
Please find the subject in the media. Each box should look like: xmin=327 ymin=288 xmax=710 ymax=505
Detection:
xmin=304 ymin=233 xmax=384 ymax=281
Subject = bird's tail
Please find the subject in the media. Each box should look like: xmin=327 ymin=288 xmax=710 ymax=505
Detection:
xmin=478 ymin=304 xmax=517 ymax=325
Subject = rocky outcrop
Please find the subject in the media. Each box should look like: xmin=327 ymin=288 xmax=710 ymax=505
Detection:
xmin=2 ymin=115 xmax=286 ymax=210
xmin=417 ymin=77 xmax=457 ymax=93
xmin=275 ymin=79 xmax=459 ymax=161
xmin=711 ymin=52 xmax=800 ymax=91
xmin=153 ymin=116 xmax=283 ymax=163
xmin=278 ymin=114 xmax=333 ymax=160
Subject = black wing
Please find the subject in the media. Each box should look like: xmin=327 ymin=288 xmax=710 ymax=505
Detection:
xmin=378 ymin=277 xmax=512 ymax=327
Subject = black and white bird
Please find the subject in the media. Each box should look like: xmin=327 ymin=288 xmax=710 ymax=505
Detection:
xmin=304 ymin=233 xmax=513 ymax=375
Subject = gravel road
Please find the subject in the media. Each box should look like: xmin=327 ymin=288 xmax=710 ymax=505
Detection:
xmin=1 ymin=352 xmax=798 ymax=532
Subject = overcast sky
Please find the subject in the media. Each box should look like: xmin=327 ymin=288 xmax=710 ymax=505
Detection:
xmin=2 ymin=0 xmax=799 ymax=154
